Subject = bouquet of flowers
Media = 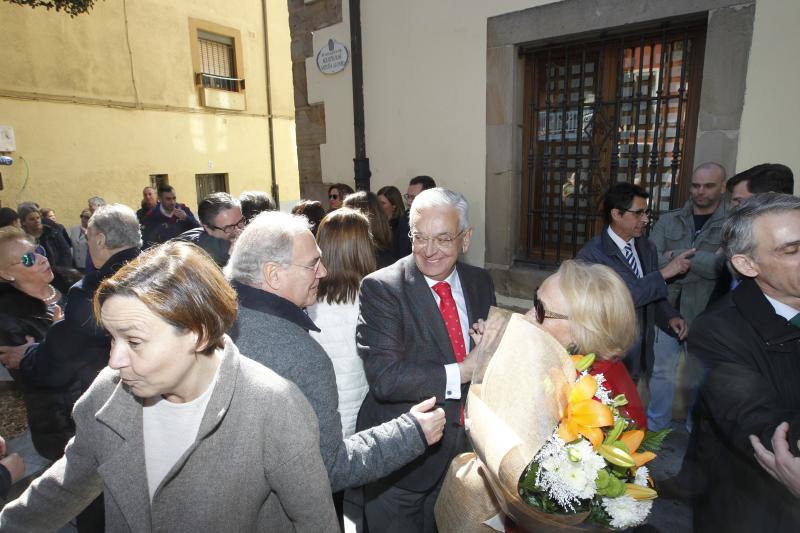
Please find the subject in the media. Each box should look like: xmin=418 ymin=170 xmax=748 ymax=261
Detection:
xmin=518 ymin=353 xmax=670 ymax=530
xmin=434 ymin=308 xmax=669 ymax=533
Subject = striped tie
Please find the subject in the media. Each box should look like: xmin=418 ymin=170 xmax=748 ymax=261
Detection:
xmin=624 ymin=243 xmax=640 ymax=278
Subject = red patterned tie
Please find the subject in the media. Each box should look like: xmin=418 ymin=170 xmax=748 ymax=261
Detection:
xmin=432 ymin=281 xmax=467 ymax=362
xmin=433 ymin=281 xmax=467 ymax=426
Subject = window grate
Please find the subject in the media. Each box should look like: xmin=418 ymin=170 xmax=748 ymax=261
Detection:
xmin=518 ymin=24 xmax=705 ymax=264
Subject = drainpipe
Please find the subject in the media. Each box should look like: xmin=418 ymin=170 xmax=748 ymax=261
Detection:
xmin=261 ymin=0 xmax=280 ymax=208
xmin=350 ymin=0 xmax=371 ymax=191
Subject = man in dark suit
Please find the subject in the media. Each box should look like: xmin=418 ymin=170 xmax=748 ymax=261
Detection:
xmin=576 ymin=182 xmax=692 ymax=380
xmin=689 ymin=193 xmax=800 ymax=532
xmin=357 ymin=187 xmax=496 ymax=532
xmin=141 ymin=185 xmax=199 ymax=247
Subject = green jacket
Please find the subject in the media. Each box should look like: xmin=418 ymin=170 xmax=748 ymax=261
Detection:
xmin=650 ymin=198 xmax=730 ymax=325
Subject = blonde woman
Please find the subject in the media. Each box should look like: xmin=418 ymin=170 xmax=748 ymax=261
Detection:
xmin=527 ymin=260 xmax=645 ymax=428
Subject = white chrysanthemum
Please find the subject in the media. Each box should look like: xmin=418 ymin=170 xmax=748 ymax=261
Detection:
xmin=534 ymin=433 xmax=606 ymax=511
xmin=602 ymin=495 xmax=653 ymax=529
xmin=634 ymin=466 xmax=650 ymax=487
xmin=592 ymin=373 xmax=613 ymax=405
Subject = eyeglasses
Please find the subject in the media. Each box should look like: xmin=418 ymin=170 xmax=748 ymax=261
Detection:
xmin=620 ymin=207 xmax=651 ymax=218
xmin=14 ymin=246 xmax=46 ymax=268
xmin=291 ymin=256 xmax=323 ymax=274
xmin=329 ymin=194 xmax=339 ymax=200
xmin=408 ymin=230 xmax=465 ymax=250
xmin=80 ymin=214 xmax=91 ymax=220
xmin=209 ymin=217 xmax=245 ymax=235
xmin=533 ymin=289 xmax=569 ymax=324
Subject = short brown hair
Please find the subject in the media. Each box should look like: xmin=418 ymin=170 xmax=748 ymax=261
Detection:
xmin=94 ymin=242 xmax=237 ymax=355
xmin=343 ymin=191 xmax=392 ymax=252
xmin=316 ymin=208 xmax=376 ymax=305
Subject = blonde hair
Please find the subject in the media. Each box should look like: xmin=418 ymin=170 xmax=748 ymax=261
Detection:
xmin=0 ymin=227 xmax=32 ymax=267
xmin=557 ymin=260 xmax=637 ymax=361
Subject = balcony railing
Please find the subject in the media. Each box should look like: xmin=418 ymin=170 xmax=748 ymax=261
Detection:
xmin=196 ymin=73 xmax=245 ymax=92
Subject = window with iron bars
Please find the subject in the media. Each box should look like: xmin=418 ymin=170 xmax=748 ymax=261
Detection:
xmin=197 ymin=31 xmax=244 ymax=92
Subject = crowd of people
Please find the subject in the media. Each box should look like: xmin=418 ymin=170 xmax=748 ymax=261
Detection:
xmin=0 ymin=162 xmax=798 ymax=533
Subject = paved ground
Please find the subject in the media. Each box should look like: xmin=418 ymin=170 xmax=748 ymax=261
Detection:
xmin=636 ymin=422 xmax=692 ymax=532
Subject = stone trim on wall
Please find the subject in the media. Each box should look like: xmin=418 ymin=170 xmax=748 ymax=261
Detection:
xmin=288 ymin=0 xmax=342 ymax=197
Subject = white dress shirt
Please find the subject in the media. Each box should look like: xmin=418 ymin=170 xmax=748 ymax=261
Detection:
xmin=607 ymin=226 xmax=643 ymax=278
xmin=424 ymin=268 xmax=470 ymax=401
xmin=764 ymin=293 xmax=800 ymax=321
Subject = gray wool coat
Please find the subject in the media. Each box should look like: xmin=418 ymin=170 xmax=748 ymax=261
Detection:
xmin=230 ymin=282 xmax=427 ymax=493
xmin=0 ymin=337 xmax=339 ymax=533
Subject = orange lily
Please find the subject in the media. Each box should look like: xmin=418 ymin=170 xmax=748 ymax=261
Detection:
xmin=618 ymin=430 xmax=657 ymax=467
xmin=557 ymin=374 xmax=614 ymax=448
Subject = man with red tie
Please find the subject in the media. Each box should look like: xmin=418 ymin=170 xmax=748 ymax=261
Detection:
xmin=357 ymin=187 xmax=496 ymax=532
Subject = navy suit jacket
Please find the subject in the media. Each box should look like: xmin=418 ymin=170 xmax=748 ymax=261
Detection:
xmin=576 ymin=226 xmax=679 ymax=377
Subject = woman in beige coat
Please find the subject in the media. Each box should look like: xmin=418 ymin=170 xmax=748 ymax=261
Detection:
xmin=0 ymin=242 xmax=338 ymax=533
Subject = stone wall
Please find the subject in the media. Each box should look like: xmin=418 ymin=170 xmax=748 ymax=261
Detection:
xmin=287 ymin=0 xmax=342 ymax=199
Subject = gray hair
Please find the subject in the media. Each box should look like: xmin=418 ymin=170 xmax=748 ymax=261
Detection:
xmin=88 ymin=204 xmax=142 ymax=249
xmin=16 ymin=202 xmax=39 ymax=220
xmin=409 ymin=187 xmax=470 ymax=233
xmin=722 ymin=192 xmax=800 ymax=259
xmin=224 ymin=211 xmax=312 ymax=286
xmin=87 ymin=196 xmax=107 ymax=209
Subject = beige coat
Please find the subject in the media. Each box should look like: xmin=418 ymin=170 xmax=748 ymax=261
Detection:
xmin=0 ymin=337 xmax=338 ymax=533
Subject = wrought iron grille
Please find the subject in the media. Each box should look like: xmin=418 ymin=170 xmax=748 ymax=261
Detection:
xmin=519 ymin=24 xmax=705 ymax=264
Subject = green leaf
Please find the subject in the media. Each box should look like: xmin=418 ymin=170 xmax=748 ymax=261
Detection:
xmin=639 ymin=428 xmax=672 ymax=453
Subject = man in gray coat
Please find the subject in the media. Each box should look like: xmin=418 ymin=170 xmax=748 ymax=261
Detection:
xmin=648 ymin=162 xmax=729 ymax=430
xmin=224 ymin=212 xmax=445 ymax=499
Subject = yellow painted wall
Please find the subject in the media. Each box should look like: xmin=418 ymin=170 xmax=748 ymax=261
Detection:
xmin=0 ymin=0 xmax=298 ymax=224
xmin=736 ymin=0 xmax=800 ymax=194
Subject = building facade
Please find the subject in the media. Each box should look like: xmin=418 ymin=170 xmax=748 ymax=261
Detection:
xmin=0 ymin=0 xmax=300 ymax=225
xmin=291 ymin=0 xmax=799 ymax=302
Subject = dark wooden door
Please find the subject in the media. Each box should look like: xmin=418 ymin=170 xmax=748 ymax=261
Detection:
xmin=519 ymin=24 xmax=705 ymax=264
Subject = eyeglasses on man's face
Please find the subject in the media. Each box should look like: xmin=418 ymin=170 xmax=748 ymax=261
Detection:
xmin=408 ymin=230 xmax=465 ymax=250
xmin=291 ymin=256 xmax=323 ymax=275
xmin=620 ymin=207 xmax=651 ymax=219
xmin=533 ymin=288 xmax=569 ymax=324
xmin=209 ymin=218 xmax=245 ymax=235
xmin=329 ymin=194 xmax=339 ymax=200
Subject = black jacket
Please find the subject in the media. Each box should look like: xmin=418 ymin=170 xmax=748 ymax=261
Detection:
xmin=141 ymin=203 xmax=200 ymax=247
xmin=688 ymin=278 xmax=800 ymax=532
xmin=173 ymin=227 xmax=230 ymax=266
xmin=20 ymin=247 xmax=140 ymax=393
xmin=0 ymin=284 xmax=75 ymax=461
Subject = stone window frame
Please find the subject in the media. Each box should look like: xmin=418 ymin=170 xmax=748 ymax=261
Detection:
xmin=188 ymin=18 xmax=246 ymax=99
xmin=485 ymin=0 xmax=756 ymax=269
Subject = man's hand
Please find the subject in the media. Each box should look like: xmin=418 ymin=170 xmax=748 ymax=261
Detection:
xmin=409 ymin=397 xmax=446 ymax=446
xmin=458 ymin=347 xmax=481 ymax=384
xmin=0 ymin=336 xmax=34 ymax=370
xmin=660 ymin=248 xmax=695 ymax=280
xmin=750 ymin=422 xmax=800 ymax=498
xmin=0 ymin=436 xmax=25 ymax=484
xmin=468 ymin=319 xmax=486 ymax=346
xmin=173 ymin=208 xmax=188 ymax=221
xmin=668 ymin=317 xmax=689 ymax=341
xmin=0 ymin=453 xmax=25 ymax=484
